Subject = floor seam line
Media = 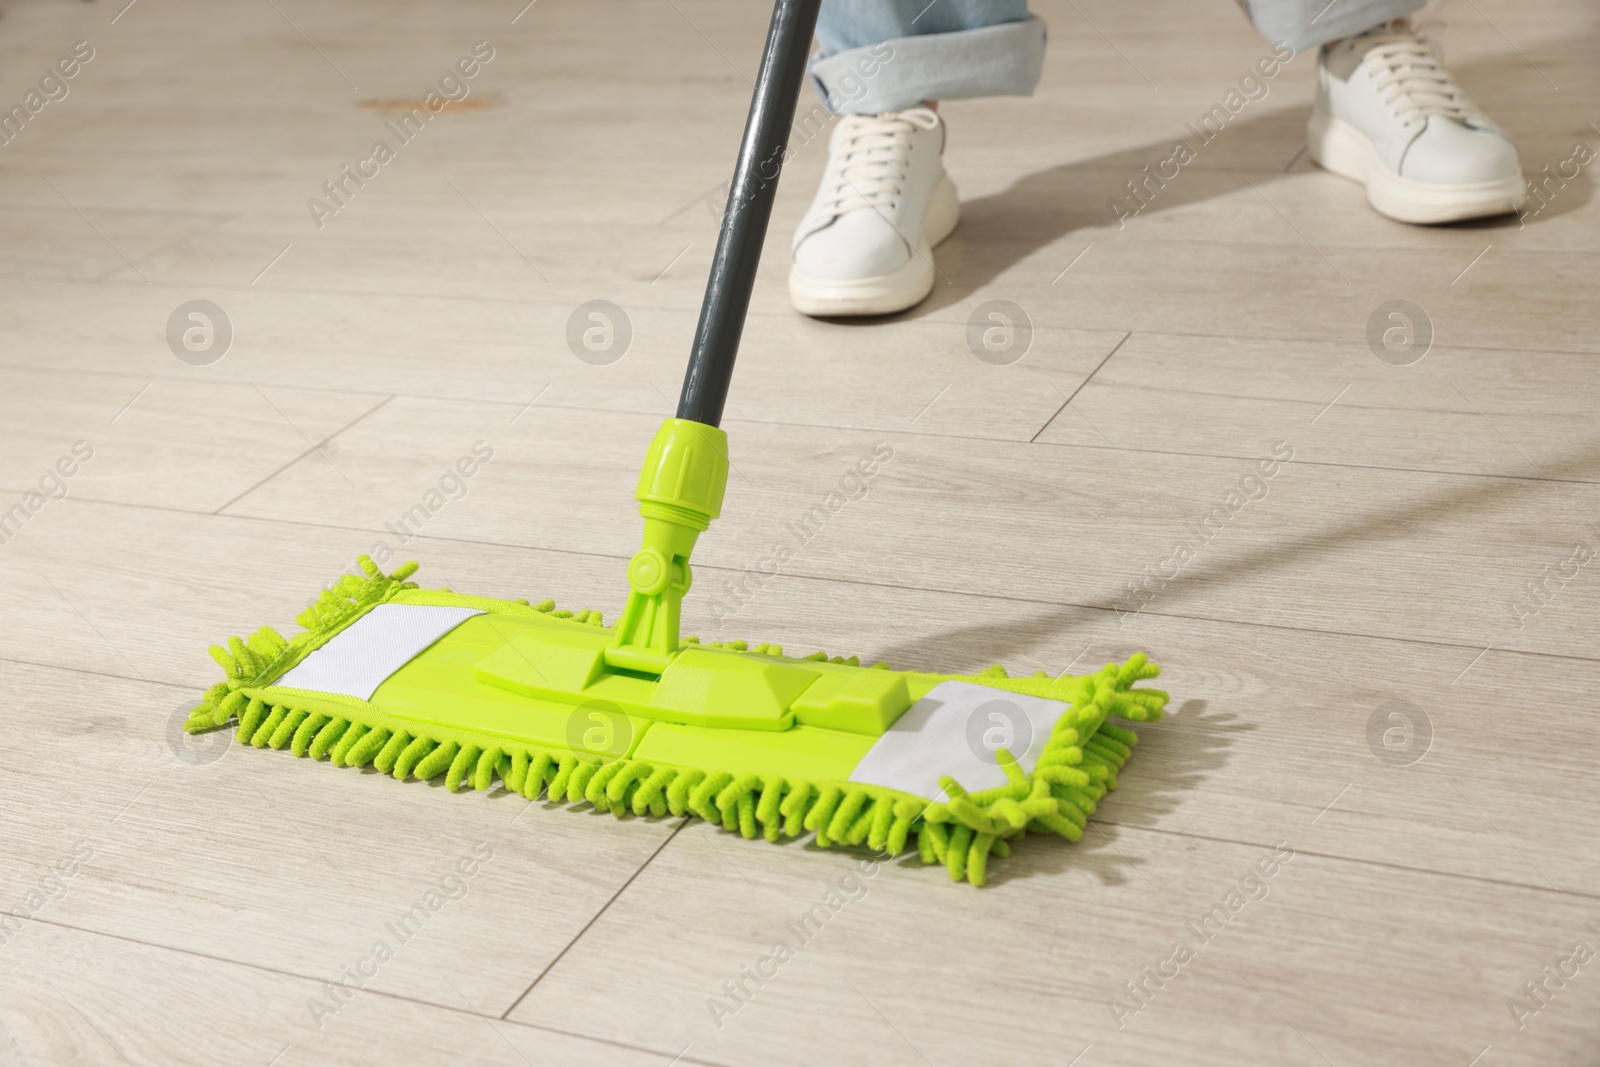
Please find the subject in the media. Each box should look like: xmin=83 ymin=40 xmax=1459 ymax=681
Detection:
xmin=1102 ymin=821 xmax=1595 ymax=900
xmin=1029 ymin=330 xmax=1131 ymax=443
xmin=211 ymin=393 xmax=394 ymax=515
xmin=14 ymin=910 xmax=738 ymax=1067
xmin=499 ymin=818 xmax=690 ymax=1020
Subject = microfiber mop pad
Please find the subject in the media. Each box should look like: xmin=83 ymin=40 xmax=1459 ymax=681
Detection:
xmin=186 ymin=557 xmax=1166 ymax=886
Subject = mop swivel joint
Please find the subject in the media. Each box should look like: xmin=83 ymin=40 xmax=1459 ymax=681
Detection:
xmin=604 ymin=418 xmax=729 ymax=674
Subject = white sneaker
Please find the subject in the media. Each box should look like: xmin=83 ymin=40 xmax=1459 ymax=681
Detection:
xmin=1308 ymin=21 xmax=1526 ymax=224
xmin=789 ymin=107 xmax=959 ymax=316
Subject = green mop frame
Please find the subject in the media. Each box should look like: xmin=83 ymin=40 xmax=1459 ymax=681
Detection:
xmin=186 ymin=557 xmax=1165 ymax=886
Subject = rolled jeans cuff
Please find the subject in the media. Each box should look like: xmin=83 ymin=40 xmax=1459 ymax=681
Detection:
xmin=1241 ymin=0 xmax=1425 ymax=52
xmin=808 ymin=14 xmax=1047 ymax=115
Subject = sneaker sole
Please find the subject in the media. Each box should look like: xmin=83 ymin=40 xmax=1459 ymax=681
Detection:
xmin=789 ymin=175 xmax=960 ymax=317
xmin=1307 ymin=112 xmax=1527 ymax=224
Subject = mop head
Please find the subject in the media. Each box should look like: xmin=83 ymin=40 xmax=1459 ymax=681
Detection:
xmin=186 ymin=557 xmax=1168 ymax=886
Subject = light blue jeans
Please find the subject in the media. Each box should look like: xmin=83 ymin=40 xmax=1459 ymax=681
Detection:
xmin=810 ymin=0 xmax=1425 ymax=114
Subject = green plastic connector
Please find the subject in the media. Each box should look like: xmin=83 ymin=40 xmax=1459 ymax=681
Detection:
xmin=605 ymin=418 xmax=729 ymax=675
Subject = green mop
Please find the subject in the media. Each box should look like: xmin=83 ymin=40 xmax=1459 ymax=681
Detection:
xmin=184 ymin=0 xmax=1167 ymax=886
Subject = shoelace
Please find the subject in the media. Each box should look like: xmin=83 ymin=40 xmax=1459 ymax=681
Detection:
xmin=1358 ymin=26 xmax=1485 ymax=128
xmin=816 ymin=106 xmax=939 ymax=218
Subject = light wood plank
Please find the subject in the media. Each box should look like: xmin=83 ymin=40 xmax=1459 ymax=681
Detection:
xmin=215 ymin=399 xmax=1600 ymax=660
xmin=0 ymin=920 xmax=698 ymax=1066
xmin=508 ymin=817 xmax=1600 ymax=1067
xmin=0 ymin=368 xmax=385 ymax=511
xmin=1035 ymin=331 xmax=1600 ymax=482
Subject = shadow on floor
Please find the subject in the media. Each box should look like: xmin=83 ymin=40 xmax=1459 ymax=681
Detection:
xmin=800 ymin=52 xmax=1592 ymax=325
xmin=977 ymin=697 xmax=1252 ymax=888
xmin=869 ymin=426 xmax=1600 ymax=684
xmin=845 ymin=432 xmax=1600 ymax=882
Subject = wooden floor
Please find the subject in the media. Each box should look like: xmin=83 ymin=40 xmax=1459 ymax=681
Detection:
xmin=3 ymin=0 xmax=1597 ymax=1062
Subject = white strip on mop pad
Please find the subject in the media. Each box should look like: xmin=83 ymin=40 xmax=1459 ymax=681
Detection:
xmin=848 ymin=680 xmax=1071 ymax=798
xmin=275 ymin=604 xmax=483 ymax=701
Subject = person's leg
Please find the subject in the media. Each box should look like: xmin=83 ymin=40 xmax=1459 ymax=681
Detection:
xmin=790 ymin=3 xmax=1044 ymax=317
xmin=1244 ymin=0 xmax=1525 ymax=223
xmin=810 ymin=1 xmax=1044 ymax=115
xmin=1237 ymin=0 xmax=1422 ymax=54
